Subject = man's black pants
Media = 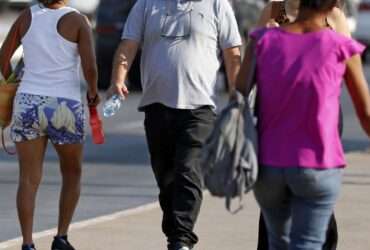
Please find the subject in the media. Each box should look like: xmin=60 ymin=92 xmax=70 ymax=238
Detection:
xmin=144 ymin=103 xmax=215 ymax=249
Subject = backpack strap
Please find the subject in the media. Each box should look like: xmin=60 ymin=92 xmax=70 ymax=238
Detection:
xmin=226 ymin=98 xmax=245 ymax=213
xmin=1 ymin=128 xmax=16 ymax=155
xmin=224 ymin=38 xmax=258 ymax=213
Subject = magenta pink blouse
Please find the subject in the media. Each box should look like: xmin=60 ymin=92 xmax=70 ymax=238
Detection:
xmin=250 ymin=27 xmax=365 ymax=168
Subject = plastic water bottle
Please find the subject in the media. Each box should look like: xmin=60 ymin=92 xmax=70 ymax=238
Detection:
xmin=103 ymin=94 xmax=125 ymax=117
xmin=88 ymin=106 xmax=105 ymax=144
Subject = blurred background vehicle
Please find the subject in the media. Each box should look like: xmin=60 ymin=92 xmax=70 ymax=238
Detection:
xmin=95 ymin=0 xmax=141 ymax=90
xmin=353 ymin=0 xmax=370 ymax=62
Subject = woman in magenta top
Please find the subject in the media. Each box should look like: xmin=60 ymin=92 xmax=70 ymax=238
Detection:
xmin=236 ymin=0 xmax=370 ymax=248
xmin=254 ymin=27 xmax=361 ymax=168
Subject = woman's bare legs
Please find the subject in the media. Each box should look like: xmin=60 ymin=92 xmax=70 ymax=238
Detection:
xmin=53 ymin=143 xmax=83 ymax=236
xmin=16 ymin=137 xmax=48 ymax=245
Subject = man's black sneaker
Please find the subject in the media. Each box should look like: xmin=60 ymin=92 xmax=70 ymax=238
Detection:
xmin=51 ymin=236 xmax=75 ymax=250
xmin=22 ymin=244 xmax=36 ymax=250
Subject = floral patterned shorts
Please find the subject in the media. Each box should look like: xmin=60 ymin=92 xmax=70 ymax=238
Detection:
xmin=11 ymin=93 xmax=85 ymax=144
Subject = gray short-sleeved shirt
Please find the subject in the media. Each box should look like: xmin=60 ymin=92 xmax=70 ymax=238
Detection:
xmin=122 ymin=0 xmax=242 ymax=110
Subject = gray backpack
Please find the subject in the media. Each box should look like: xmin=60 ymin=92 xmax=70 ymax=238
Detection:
xmin=201 ymin=91 xmax=258 ymax=212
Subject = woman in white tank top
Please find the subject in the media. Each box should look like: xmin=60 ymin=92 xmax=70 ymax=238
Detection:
xmin=0 ymin=1 xmax=100 ymax=249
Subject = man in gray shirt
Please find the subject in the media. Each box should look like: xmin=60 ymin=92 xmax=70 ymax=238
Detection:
xmin=109 ymin=0 xmax=241 ymax=249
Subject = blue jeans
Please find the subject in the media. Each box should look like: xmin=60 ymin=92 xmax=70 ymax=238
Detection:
xmin=253 ymin=166 xmax=343 ymax=250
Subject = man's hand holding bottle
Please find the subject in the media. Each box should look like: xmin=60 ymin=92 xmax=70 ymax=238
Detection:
xmin=103 ymin=82 xmax=129 ymax=117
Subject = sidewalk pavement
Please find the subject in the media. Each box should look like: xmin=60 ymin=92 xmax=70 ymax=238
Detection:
xmin=4 ymin=151 xmax=370 ymax=250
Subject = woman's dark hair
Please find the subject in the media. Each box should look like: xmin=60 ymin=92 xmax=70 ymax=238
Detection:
xmin=300 ymin=0 xmax=338 ymax=11
xmin=37 ymin=0 xmax=63 ymax=5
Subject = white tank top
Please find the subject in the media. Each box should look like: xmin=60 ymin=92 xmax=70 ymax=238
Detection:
xmin=19 ymin=4 xmax=81 ymax=101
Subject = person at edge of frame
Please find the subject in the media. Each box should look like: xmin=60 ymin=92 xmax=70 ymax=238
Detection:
xmin=0 ymin=0 xmax=100 ymax=249
xmin=237 ymin=0 xmax=370 ymax=249
xmin=254 ymin=0 xmax=351 ymax=249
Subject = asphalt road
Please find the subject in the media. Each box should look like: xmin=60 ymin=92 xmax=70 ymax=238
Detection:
xmin=1 ymin=8 xmax=370 ymax=243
